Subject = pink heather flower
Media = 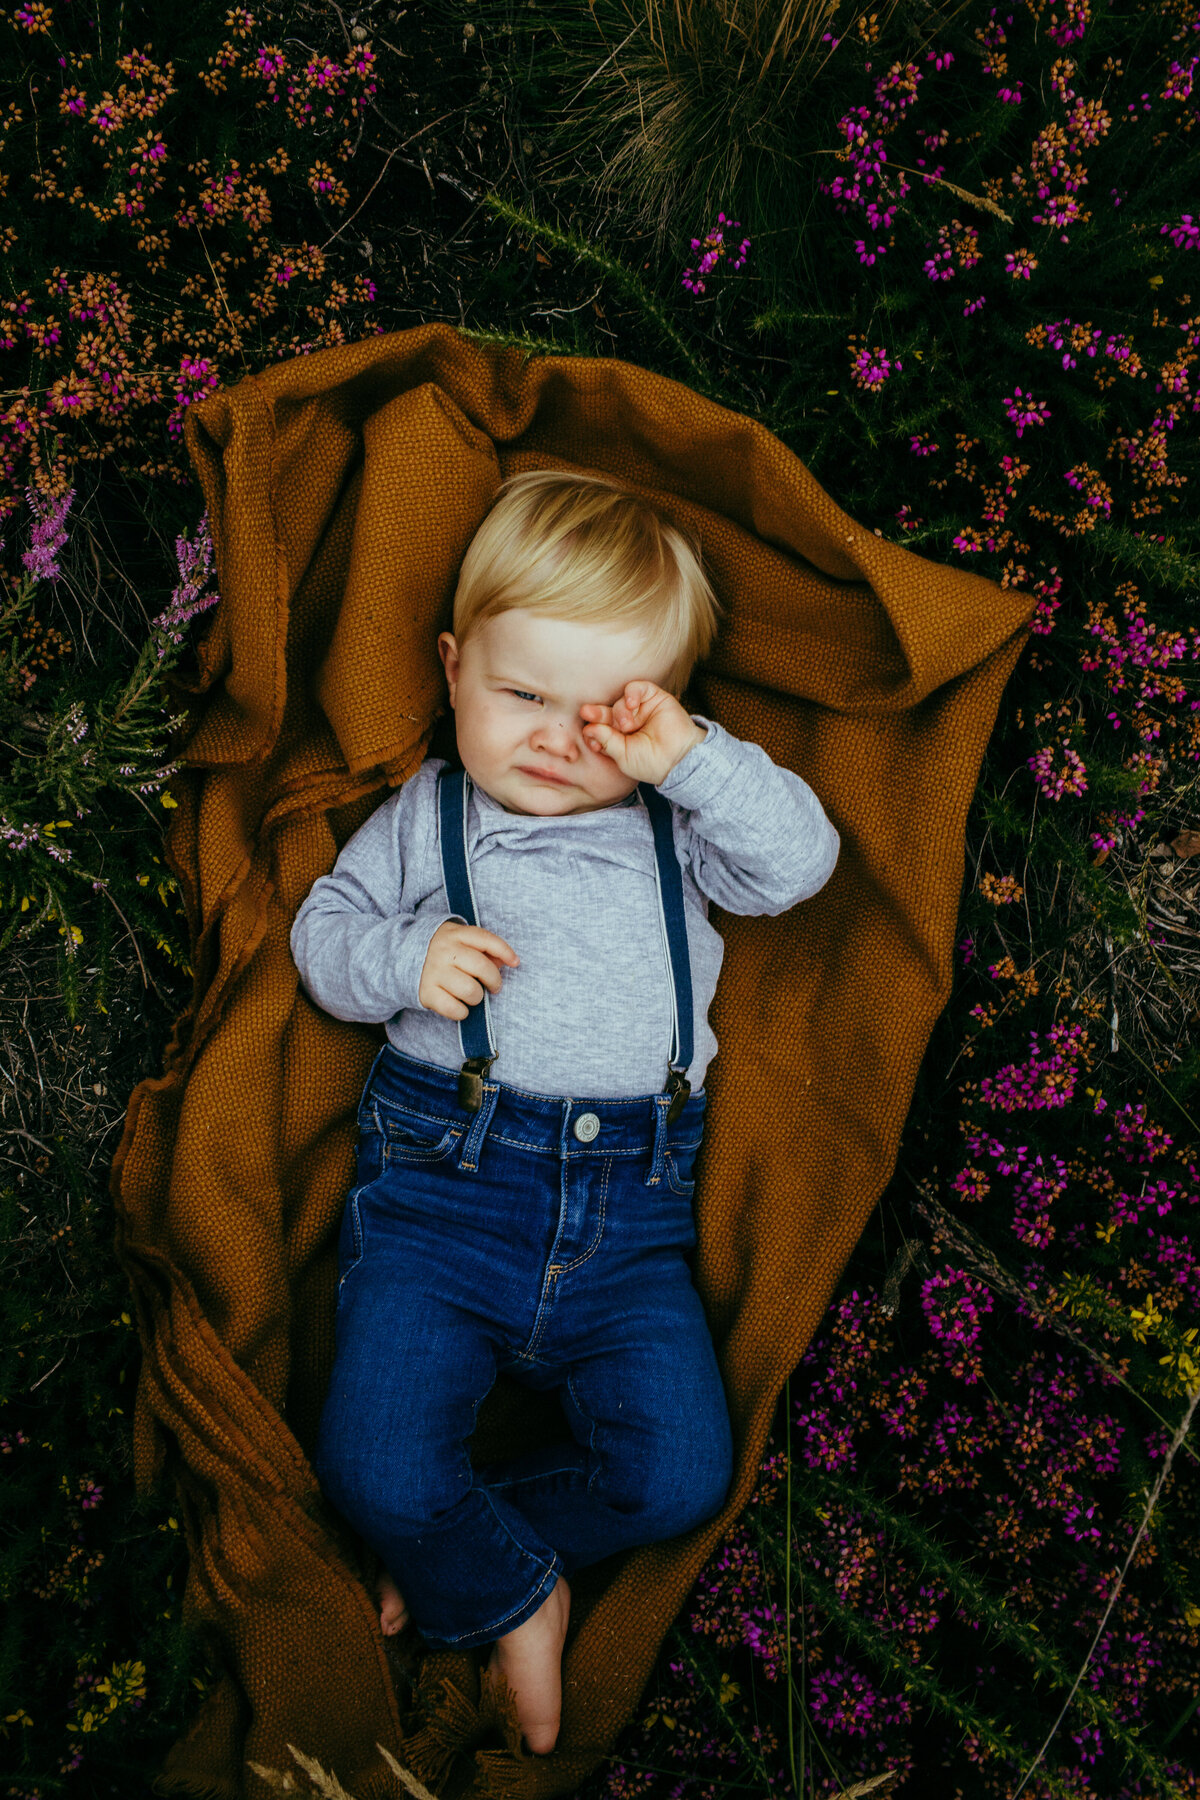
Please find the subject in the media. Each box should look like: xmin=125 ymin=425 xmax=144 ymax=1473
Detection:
xmin=1002 ymin=388 xmax=1052 ymax=436
xmin=681 ymin=214 xmax=751 ymax=295
xmin=1012 ymin=1153 xmax=1069 ymax=1247
xmin=22 ymin=485 xmax=76 ymax=584
xmin=851 ymin=345 xmax=902 ymax=392
xmin=809 ymin=1655 xmax=913 ymax=1744
xmin=1161 ymin=214 xmax=1200 ymax=251
xmin=1063 ymin=1503 xmax=1103 ymax=1549
xmin=952 ymin=1166 xmax=991 ymax=1203
xmin=306 ymin=54 xmax=344 ymax=93
xmin=1046 ymin=0 xmax=1092 ymax=49
xmin=1104 ymin=1101 xmax=1173 ymax=1164
xmin=1029 ymin=568 xmax=1063 ymax=636
xmin=346 ymin=45 xmax=376 ymax=79
xmin=166 ymin=357 xmax=221 ymax=440
xmin=794 ymin=1402 xmax=857 ymax=1472
xmin=1033 ymin=192 xmax=1088 ymax=241
xmin=1063 ymin=465 xmax=1112 ymax=517
xmin=1028 ymin=739 xmax=1088 ymax=800
xmin=1046 ymin=318 xmax=1103 ymax=369
xmin=921 ymin=1267 xmax=994 ymax=1350
xmin=1162 ymin=58 xmax=1197 ymax=104
xmin=979 ymin=1022 xmax=1091 ymax=1112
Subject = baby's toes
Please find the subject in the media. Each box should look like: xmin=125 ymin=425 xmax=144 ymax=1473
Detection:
xmin=375 ymin=1567 xmax=409 ymax=1635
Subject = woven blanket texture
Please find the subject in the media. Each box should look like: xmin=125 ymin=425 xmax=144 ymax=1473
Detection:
xmin=110 ymin=321 xmax=1036 ymax=1800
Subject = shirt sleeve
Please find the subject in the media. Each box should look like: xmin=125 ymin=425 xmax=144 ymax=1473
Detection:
xmin=656 ymin=714 xmax=840 ymax=917
xmin=289 ymin=762 xmax=467 ymax=1024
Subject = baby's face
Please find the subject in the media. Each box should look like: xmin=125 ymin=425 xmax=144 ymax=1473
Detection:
xmin=438 ymin=609 xmax=676 ymax=815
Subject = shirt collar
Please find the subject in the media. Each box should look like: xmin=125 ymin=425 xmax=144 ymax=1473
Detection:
xmin=470 ymin=777 xmax=641 ymax=815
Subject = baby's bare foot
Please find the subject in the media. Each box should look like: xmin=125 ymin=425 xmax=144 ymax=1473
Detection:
xmin=375 ymin=1564 xmax=408 ymax=1636
xmin=485 ymin=1575 xmax=571 ymax=1756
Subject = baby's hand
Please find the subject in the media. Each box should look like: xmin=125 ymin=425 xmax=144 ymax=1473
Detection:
xmin=419 ymin=922 xmax=519 ymax=1020
xmin=581 ymin=682 xmax=706 ymax=787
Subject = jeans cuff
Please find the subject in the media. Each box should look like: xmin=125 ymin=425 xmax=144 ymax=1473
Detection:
xmin=417 ymin=1553 xmax=564 ymax=1651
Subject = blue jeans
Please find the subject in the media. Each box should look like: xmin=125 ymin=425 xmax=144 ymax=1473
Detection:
xmin=313 ymin=1044 xmax=733 ymax=1650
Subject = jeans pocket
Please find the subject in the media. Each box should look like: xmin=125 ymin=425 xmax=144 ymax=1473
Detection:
xmin=663 ymin=1148 xmax=697 ymax=1198
xmin=375 ymin=1100 xmax=462 ymax=1165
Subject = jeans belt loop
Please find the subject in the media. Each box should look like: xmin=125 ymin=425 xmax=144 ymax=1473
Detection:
xmin=456 ymin=1077 xmax=500 ymax=1174
xmin=645 ymin=1094 xmax=669 ymax=1186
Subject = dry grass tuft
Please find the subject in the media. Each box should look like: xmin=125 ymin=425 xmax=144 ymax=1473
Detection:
xmin=247 ymin=1737 xmax=442 ymax=1799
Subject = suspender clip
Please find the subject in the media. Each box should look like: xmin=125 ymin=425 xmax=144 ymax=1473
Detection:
xmin=458 ymin=1055 xmax=496 ymax=1114
xmin=665 ymin=1067 xmax=691 ymax=1127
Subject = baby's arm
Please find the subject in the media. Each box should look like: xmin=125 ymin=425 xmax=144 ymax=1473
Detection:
xmin=657 ymin=715 xmax=840 ymax=917
xmin=290 ymin=768 xmax=464 ymax=1023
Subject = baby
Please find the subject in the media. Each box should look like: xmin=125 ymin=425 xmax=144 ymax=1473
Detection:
xmin=290 ymin=470 xmax=840 ymax=1756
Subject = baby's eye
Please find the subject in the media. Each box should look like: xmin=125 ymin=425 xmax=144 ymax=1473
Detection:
xmin=509 ymin=689 xmax=541 ymax=704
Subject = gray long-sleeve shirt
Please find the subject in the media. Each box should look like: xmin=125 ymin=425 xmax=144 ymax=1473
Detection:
xmin=289 ymin=715 xmax=840 ymax=1099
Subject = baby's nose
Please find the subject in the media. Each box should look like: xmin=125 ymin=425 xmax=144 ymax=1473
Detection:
xmin=532 ymin=715 xmax=579 ymax=747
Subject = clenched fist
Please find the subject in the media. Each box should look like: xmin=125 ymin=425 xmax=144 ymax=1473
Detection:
xmin=419 ymin=921 xmax=520 ymax=1021
xmin=580 ymin=682 xmax=706 ymax=787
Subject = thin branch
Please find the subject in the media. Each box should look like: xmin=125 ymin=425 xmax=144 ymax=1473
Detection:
xmin=1010 ymin=1384 xmax=1199 ymax=1797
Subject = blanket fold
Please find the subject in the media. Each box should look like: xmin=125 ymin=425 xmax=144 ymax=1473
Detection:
xmin=110 ymin=321 xmax=1035 ymax=1799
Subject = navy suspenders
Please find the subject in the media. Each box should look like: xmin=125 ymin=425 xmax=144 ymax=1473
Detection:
xmin=436 ymin=767 xmax=694 ymax=1123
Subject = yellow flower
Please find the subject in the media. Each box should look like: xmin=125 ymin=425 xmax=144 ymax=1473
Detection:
xmin=1129 ymin=1295 xmax=1163 ymax=1343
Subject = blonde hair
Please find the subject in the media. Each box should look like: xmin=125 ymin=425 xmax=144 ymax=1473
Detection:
xmin=450 ymin=469 xmax=724 ymax=697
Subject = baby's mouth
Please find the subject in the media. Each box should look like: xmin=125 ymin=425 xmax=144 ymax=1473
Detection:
xmin=520 ymin=766 xmax=572 ymax=786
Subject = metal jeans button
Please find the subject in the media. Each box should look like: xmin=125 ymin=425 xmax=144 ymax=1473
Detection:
xmin=573 ymin=1111 xmax=600 ymax=1142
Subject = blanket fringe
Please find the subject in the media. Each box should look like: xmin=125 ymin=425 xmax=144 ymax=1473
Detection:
xmin=474 ymin=1670 xmax=525 ymax=1762
xmin=150 ymin=1775 xmax=237 ymax=1800
xmin=464 ymin=1748 xmax=537 ymax=1800
xmin=459 ymin=1669 xmax=542 ymax=1800
xmin=397 ymin=1656 xmax=489 ymax=1793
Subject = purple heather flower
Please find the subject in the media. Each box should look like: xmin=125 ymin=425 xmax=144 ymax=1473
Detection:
xmin=154 ymin=512 xmax=221 ymax=652
xmin=22 ymin=485 xmax=76 ymax=585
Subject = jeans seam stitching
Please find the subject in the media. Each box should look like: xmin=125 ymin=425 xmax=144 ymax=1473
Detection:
xmin=557 ymin=1158 xmax=609 ymax=1273
xmin=525 ymin=1268 xmax=556 ymax=1356
xmin=567 ymin=1370 xmax=602 ymax=1496
xmin=433 ymin=1551 xmax=560 ymax=1645
xmin=479 ymin=1489 xmax=558 ymax=1590
xmin=384 ymin=1145 xmax=459 ymax=1166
